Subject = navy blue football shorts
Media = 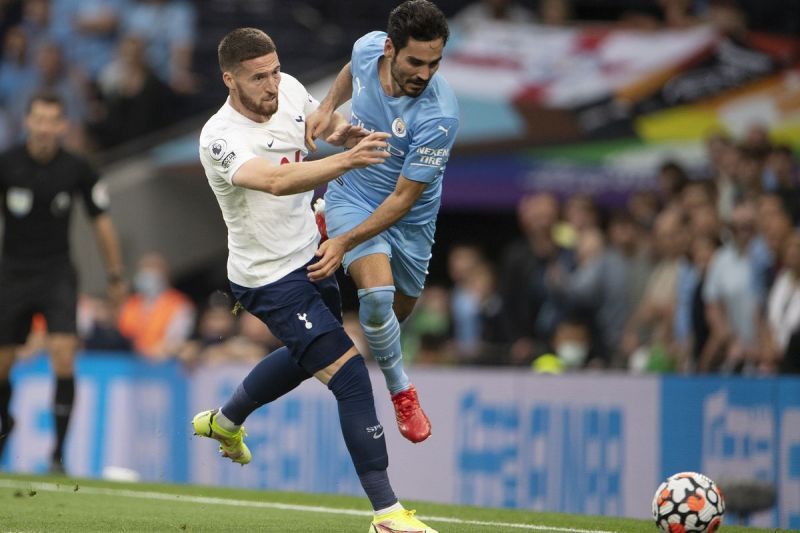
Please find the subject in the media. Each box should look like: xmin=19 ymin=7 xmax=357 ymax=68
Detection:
xmin=229 ymin=259 xmax=353 ymax=374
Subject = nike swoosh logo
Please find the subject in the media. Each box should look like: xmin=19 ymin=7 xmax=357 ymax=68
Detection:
xmin=372 ymin=428 xmax=384 ymax=440
xmin=267 ymin=139 xmax=274 ymax=148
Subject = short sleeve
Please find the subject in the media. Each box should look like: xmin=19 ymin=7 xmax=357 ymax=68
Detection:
xmin=200 ymin=133 xmax=257 ymax=186
xmin=352 ymin=31 xmax=385 ymax=66
xmin=77 ymin=159 xmax=108 ymax=218
xmin=304 ymin=90 xmax=319 ymax=117
xmin=402 ymin=117 xmax=459 ymax=184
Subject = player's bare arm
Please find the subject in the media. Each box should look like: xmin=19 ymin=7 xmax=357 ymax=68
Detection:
xmin=305 ymin=62 xmax=353 ymax=151
xmin=232 ymin=131 xmax=389 ymax=195
xmin=308 ymin=175 xmax=425 ymax=281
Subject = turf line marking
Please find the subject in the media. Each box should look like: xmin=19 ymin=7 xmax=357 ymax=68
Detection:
xmin=0 ymin=479 xmax=618 ymax=533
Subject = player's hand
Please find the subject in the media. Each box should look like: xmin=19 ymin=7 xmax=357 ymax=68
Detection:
xmin=305 ymin=108 xmax=335 ymax=152
xmin=307 ymin=236 xmax=347 ymax=281
xmin=345 ymin=132 xmax=391 ymax=168
xmin=326 ymin=123 xmax=369 ymax=148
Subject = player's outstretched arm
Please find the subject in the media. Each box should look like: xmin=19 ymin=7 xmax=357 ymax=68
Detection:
xmin=306 ymin=62 xmax=353 ymax=152
xmin=232 ymin=131 xmax=389 ymax=196
xmin=308 ymin=176 xmax=426 ymax=281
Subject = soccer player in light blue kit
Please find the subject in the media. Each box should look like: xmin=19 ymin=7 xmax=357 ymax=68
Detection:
xmin=306 ymin=0 xmax=458 ymax=443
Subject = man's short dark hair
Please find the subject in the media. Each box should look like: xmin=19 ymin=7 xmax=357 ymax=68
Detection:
xmin=26 ymin=91 xmax=64 ymax=115
xmin=218 ymin=27 xmax=276 ymax=72
xmin=387 ymin=0 xmax=449 ymax=51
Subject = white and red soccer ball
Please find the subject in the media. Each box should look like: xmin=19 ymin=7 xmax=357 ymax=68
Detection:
xmin=652 ymin=472 xmax=725 ymax=532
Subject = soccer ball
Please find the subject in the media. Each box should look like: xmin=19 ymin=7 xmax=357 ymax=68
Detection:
xmin=652 ymin=472 xmax=725 ymax=532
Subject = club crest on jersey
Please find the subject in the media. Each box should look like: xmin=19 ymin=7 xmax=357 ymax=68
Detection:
xmin=391 ymin=117 xmax=407 ymax=138
xmin=7 ymin=187 xmax=32 ymax=217
xmin=209 ymin=139 xmax=227 ymax=161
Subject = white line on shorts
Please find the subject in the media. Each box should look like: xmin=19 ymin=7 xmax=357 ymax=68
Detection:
xmin=0 ymin=479 xmax=619 ymax=533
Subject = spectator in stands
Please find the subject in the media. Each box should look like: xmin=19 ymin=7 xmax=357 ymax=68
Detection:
xmin=10 ymin=41 xmax=87 ymax=149
xmin=707 ymin=134 xmax=740 ymax=222
xmin=674 ymin=235 xmax=719 ymax=372
xmin=680 ymin=179 xmax=714 ymax=215
xmin=118 ymin=252 xmax=194 ymax=360
xmin=764 ymin=145 xmax=800 ymax=224
xmin=448 ymin=243 xmax=484 ymax=357
xmin=607 ymin=211 xmax=652 ymax=324
xmin=499 ymin=192 xmax=575 ymax=365
xmin=89 ymin=34 xmax=172 ymax=148
xmin=563 ymin=227 xmax=631 ymax=367
xmin=622 ymin=208 xmax=686 ymax=369
xmin=453 ymin=0 xmax=534 ymax=32
xmin=179 ymin=292 xmax=238 ymax=368
xmin=688 ymin=202 xmax=722 ymax=241
xmin=765 ymin=230 xmax=800 ymax=374
xmin=402 ymin=285 xmax=452 ymax=366
xmin=0 ymin=26 xmax=35 ymax=148
xmin=121 ymin=0 xmax=196 ymax=94
xmin=448 ymin=245 xmax=506 ymax=362
xmin=657 ymin=161 xmax=690 ymax=209
xmin=77 ymin=294 xmax=131 ymax=351
xmin=701 ymin=202 xmax=767 ymax=373
xmin=19 ymin=0 xmax=58 ymax=53
xmin=734 ymin=146 xmax=764 ymax=201
xmin=627 ymin=190 xmax=660 ymax=230
xmin=550 ymin=317 xmax=591 ymax=369
xmin=555 ymin=193 xmax=598 ymax=249
xmin=52 ymin=0 xmax=129 ymax=80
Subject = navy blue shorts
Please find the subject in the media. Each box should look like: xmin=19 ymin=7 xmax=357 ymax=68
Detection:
xmin=230 ymin=260 xmax=351 ymax=374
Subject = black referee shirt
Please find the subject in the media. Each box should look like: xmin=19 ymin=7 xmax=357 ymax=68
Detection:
xmin=0 ymin=144 xmax=107 ymax=267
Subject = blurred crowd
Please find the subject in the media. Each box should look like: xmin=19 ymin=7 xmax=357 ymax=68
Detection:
xmin=406 ymin=127 xmax=799 ymax=375
xmin=0 ymin=0 xmax=197 ymax=152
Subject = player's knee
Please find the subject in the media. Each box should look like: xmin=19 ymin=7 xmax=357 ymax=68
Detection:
xmin=357 ymin=286 xmax=395 ymax=327
xmin=327 ymin=354 xmax=373 ymax=404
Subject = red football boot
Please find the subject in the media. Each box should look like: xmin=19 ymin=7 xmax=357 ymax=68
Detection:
xmin=391 ymin=385 xmax=431 ymax=443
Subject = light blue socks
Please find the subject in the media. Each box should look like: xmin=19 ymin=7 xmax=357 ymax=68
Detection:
xmin=358 ymin=286 xmax=410 ymax=395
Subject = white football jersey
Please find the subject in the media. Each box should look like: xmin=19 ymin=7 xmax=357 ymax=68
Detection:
xmin=199 ymin=73 xmax=320 ymax=288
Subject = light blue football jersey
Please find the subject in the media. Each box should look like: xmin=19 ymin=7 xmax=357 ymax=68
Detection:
xmin=326 ymin=31 xmax=459 ymax=225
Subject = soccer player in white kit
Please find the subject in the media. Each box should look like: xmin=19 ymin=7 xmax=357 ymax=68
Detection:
xmin=192 ymin=28 xmax=439 ymax=533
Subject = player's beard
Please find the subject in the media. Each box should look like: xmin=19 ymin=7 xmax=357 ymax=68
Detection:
xmin=238 ymin=84 xmax=279 ymax=119
xmin=390 ymin=59 xmax=428 ymax=97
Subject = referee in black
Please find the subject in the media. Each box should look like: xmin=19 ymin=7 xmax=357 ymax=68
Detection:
xmin=0 ymin=92 xmax=125 ymax=473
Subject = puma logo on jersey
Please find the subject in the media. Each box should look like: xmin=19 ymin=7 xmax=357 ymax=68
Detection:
xmin=437 ymin=125 xmax=451 ymax=136
xmin=295 ymin=115 xmax=304 ymax=123
xmin=355 ymin=77 xmax=365 ymax=96
xmin=297 ymin=313 xmax=313 ymax=329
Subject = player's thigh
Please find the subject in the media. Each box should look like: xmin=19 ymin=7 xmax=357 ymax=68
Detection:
xmin=314 ymin=268 xmax=344 ymax=323
xmin=0 ymin=268 xmax=38 ymax=351
xmin=387 ymin=220 xmax=436 ymax=300
xmin=230 ymin=272 xmax=351 ymax=374
xmin=39 ymin=263 xmax=78 ymax=337
xmin=348 ymin=253 xmax=394 ymax=290
xmin=325 ymin=200 xmax=392 ymax=280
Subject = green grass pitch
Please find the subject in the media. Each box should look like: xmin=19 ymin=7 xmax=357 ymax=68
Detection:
xmin=0 ymin=473 xmax=777 ymax=532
